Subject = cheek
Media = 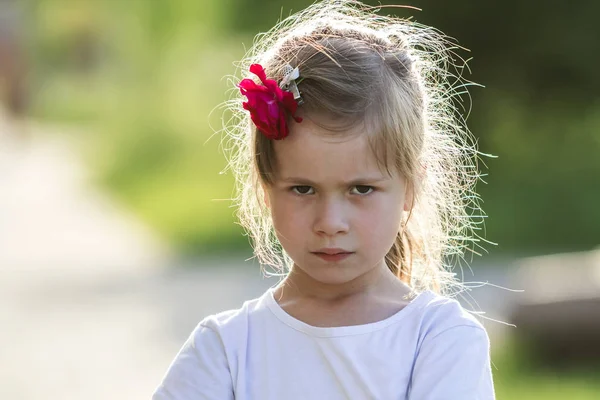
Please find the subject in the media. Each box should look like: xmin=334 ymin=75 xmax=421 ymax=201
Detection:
xmin=269 ymin=194 xmax=307 ymax=238
xmin=359 ymin=196 xmax=403 ymax=243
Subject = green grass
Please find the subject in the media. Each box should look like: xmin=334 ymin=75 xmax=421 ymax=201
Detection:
xmin=491 ymin=338 xmax=600 ymax=399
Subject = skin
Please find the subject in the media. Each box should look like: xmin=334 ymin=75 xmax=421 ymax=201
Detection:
xmin=263 ymin=116 xmax=416 ymax=327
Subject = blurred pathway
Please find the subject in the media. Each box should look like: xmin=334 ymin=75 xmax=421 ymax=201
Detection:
xmin=0 ymin=116 xmax=277 ymax=399
xmin=0 ymin=121 xmax=169 ymax=274
xmin=0 ymin=116 xmax=518 ymax=399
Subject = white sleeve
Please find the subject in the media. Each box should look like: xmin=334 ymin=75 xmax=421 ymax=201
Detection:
xmin=408 ymin=325 xmax=495 ymax=400
xmin=152 ymin=324 xmax=235 ymax=400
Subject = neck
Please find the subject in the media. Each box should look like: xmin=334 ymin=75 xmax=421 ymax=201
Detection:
xmin=275 ymin=261 xmax=410 ymax=304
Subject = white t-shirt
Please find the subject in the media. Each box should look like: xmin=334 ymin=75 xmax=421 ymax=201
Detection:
xmin=152 ymin=287 xmax=495 ymax=399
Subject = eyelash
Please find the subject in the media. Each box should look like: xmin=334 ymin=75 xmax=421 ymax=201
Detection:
xmin=290 ymin=185 xmax=375 ymax=196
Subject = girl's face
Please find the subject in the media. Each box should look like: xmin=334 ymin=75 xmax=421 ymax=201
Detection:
xmin=265 ymin=117 xmax=411 ymax=290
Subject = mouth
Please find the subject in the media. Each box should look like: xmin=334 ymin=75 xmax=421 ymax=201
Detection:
xmin=312 ymin=251 xmax=354 ymax=262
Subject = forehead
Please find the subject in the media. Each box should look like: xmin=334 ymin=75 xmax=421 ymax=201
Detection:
xmin=272 ymin=118 xmax=393 ymax=182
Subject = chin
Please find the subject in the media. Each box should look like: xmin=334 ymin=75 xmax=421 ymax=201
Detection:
xmin=298 ymin=258 xmax=366 ymax=286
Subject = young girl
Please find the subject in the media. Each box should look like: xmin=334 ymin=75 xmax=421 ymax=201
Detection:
xmin=153 ymin=1 xmax=495 ymax=398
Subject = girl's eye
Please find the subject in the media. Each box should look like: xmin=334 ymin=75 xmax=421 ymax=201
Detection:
xmin=351 ymin=185 xmax=374 ymax=195
xmin=291 ymin=185 xmax=374 ymax=195
xmin=291 ymin=185 xmax=314 ymax=195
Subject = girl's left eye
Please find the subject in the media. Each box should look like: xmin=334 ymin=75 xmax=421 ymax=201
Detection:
xmin=351 ymin=185 xmax=374 ymax=195
xmin=290 ymin=185 xmax=374 ymax=195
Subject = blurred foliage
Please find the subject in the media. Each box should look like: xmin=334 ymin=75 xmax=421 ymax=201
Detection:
xmin=24 ymin=0 xmax=599 ymax=255
xmin=27 ymin=0 xmax=247 ymax=253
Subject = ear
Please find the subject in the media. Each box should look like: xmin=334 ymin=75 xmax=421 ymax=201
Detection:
xmin=261 ymin=183 xmax=271 ymax=209
xmin=404 ymin=164 xmax=425 ymax=212
xmin=403 ymin=182 xmax=414 ymax=212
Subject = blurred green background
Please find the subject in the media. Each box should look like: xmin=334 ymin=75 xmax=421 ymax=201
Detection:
xmin=8 ymin=0 xmax=600 ymax=397
xmin=25 ymin=0 xmax=600 ymax=257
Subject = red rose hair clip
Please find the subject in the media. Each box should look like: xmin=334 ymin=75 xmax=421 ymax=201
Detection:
xmin=238 ymin=63 xmax=303 ymax=140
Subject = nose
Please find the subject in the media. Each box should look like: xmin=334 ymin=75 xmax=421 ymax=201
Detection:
xmin=313 ymin=196 xmax=349 ymax=236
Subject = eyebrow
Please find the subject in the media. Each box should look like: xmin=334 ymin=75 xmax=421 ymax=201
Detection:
xmin=279 ymin=176 xmax=391 ymax=185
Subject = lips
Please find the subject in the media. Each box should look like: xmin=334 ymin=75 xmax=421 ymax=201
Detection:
xmin=313 ymin=248 xmax=352 ymax=255
xmin=312 ymin=249 xmax=354 ymax=262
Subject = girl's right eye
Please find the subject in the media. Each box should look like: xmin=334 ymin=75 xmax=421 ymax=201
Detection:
xmin=291 ymin=186 xmax=314 ymax=195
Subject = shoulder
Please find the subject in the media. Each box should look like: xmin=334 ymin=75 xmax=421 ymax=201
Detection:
xmin=415 ymin=290 xmax=489 ymax=344
xmin=194 ymin=289 xmax=272 ymax=342
xmin=419 ymin=290 xmax=486 ymax=329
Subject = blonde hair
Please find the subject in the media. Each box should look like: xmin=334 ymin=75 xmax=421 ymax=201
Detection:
xmin=221 ymin=0 xmax=488 ymax=296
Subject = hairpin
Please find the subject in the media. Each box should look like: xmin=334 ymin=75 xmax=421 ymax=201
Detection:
xmin=280 ymin=65 xmax=304 ymax=105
